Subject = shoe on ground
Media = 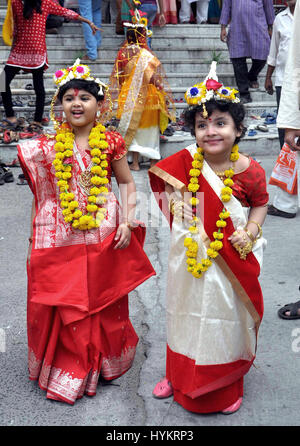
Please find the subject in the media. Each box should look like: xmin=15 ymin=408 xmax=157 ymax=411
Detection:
xmin=0 ymin=164 xmax=14 ymax=184
xmin=222 ymin=397 xmax=243 ymax=415
xmin=267 ymin=204 xmax=296 ymax=218
xmin=152 ymin=378 xmax=173 ymax=399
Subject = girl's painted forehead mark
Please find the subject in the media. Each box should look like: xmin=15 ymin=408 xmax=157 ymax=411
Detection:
xmin=74 ymin=88 xmax=79 ymax=97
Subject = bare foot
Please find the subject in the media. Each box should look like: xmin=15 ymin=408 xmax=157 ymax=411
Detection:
xmin=130 ymin=164 xmax=140 ymax=171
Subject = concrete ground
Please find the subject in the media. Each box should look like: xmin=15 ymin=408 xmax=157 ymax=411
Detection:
xmin=0 ymin=153 xmax=300 ymax=427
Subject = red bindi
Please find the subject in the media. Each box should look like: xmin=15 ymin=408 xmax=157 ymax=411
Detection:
xmin=74 ymin=88 xmax=79 ymax=97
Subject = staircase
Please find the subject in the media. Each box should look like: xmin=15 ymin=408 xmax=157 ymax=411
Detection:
xmin=0 ymin=2 xmax=279 ymax=164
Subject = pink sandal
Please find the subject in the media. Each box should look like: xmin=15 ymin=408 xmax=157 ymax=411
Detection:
xmin=222 ymin=397 xmax=243 ymax=415
xmin=152 ymin=377 xmax=173 ymax=399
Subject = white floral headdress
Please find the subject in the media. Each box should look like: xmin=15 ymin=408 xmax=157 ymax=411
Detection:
xmin=52 ymin=58 xmax=107 ymax=96
xmin=184 ymin=61 xmax=240 ymax=117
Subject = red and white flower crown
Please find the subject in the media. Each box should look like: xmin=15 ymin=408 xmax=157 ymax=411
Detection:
xmin=53 ymin=58 xmax=107 ymax=96
xmin=185 ymin=61 xmax=240 ymax=109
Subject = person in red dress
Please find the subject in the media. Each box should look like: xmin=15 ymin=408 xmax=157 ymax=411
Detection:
xmin=1 ymin=0 xmax=100 ymax=132
xmin=17 ymin=59 xmax=155 ymax=404
xmin=148 ymin=62 xmax=268 ymax=414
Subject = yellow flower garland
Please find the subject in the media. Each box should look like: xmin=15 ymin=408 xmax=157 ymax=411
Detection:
xmin=52 ymin=122 xmax=109 ymax=231
xmin=184 ymin=144 xmax=239 ymax=278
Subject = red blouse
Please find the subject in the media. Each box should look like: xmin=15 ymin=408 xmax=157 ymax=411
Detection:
xmin=7 ymin=0 xmax=79 ymax=69
xmin=232 ymin=157 xmax=269 ymax=207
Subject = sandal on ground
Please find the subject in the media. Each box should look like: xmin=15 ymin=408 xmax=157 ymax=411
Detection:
xmin=278 ymin=300 xmax=300 ymax=320
xmin=267 ymin=204 xmax=296 ymax=219
xmin=6 ymin=158 xmax=20 ymax=167
xmin=255 ymin=124 xmax=269 ymax=132
xmin=27 ymin=122 xmax=44 ymax=134
xmin=222 ymin=397 xmax=243 ymax=415
xmin=152 ymin=378 xmax=173 ymax=399
xmin=19 ymin=131 xmax=38 ymax=139
xmin=0 ymin=119 xmax=18 ymax=130
xmin=9 ymin=131 xmax=20 ymax=143
xmin=12 ymin=99 xmax=24 ymax=107
xmin=17 ymin=173 xmax=28 ymax=185
xmin=3 ymin=129 xmax=11 ymax=144
xmin=0 ymin=164 xmax=14 ymax=183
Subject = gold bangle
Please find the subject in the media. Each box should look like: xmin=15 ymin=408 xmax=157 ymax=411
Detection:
xmin=247 ymin=221 xmax=262 ymax=239
xmin=244 ymin=228 xmax=256 ymax=243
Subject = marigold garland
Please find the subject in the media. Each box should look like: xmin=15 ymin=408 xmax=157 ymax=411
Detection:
xmin=52 ymin=122 xmax=109 ymax=231
xmin=184 ymin=144 xmax=239 ymax=278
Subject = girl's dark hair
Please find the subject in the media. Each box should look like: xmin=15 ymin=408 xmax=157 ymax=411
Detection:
xmin=57 ymin=79 xmax=105 ymax=103
xmin=183 ymin=99 xmax=247 ymax=144
xmin=23 ymin=0 xmax=42 ymax=19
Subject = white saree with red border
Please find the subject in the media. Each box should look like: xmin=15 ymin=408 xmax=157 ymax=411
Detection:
xmin=149 ymin=143 xmax=266 ymax=413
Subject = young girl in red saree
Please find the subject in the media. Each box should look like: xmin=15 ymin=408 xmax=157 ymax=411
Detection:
xmin=18 ymin=59 xmax=155 ymax=405
xmin=149 ymin=62 xmax=268 ymax=414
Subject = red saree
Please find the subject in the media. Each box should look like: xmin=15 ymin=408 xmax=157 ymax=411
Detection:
xmin=149 ymin=144 xmax=267 ymax=413
xmin=18 ymin=132 xmax=155 ymax=404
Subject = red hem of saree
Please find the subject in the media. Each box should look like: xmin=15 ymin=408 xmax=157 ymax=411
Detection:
xmin=166 ymin=345 xmax=247 ymax=413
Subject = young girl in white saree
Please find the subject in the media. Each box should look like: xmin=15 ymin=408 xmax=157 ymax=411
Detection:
xmin=149 ymin=62 xmax=268 ymax=414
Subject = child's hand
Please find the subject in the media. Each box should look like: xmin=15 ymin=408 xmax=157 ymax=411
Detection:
xmin=114 ymin=223 xmax=131 ymax=249
xmin=228 ymin=227 xmax=252 ymax=249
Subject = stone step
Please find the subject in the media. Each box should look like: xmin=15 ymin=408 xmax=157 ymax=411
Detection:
xmin=0 ymin=130 xmax=280 ymax=166
xmin=6 ymin=69 xmax=272 ymax=88
xmin=0 ymin=58 xmax=269 ymax=75
xmin=1 ymin=33 xmax=227 ymax=48
xmin=0 ymin=99 xmax=278 ymax=123
xmin=2 ymin=86 xmax=277 ymax=103
xmin=0 ymin=45 xmax=232 ymax=60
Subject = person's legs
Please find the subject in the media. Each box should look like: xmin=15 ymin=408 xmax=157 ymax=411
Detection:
xmin=110 ymin=0 xmax=117 ymax=23
xmin=1 ymin=65 xmax=20 ymax=122
xmin=139 ymin=3 xmax=157 ymax=48
xmin=275 ymin=86 xmax=285 ymax=149
xmin=231 ymin=57 xmax=251 ymax=102
xmin=130 ymin=152 xmax=140 ymax=171
xmin=77 ymin=0 xmax=97 ymax=60
xmin=248 ymin=59 xmax=266 ymax=87
xmin=179 ymin=0 xmax=191 ymax=23
xmin=196 ymin=0 xmax=209 ymax=23
xmin=31 ymin=67 xmax=45 ymax=123
xmin=272 ymin=187 xmax=298 ymax=215
xmin=92 ymin=0 xmax=102 ymax=49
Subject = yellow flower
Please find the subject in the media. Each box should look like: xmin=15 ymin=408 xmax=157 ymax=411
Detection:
xmin=230 ymin=152 xmax=239 ymax=162
xmin=86 ymin=204 xmax=98 ymax=213
xmin=186 ymin=258 xmax=197 ymax=266
xmin=73 ymin=210 xmax=83 ymax=219
xmin=190 ymin=197 xmax=199 ymax=206
xmin=219 ymin=210 xmax=230 ymax=219
xmin=207 ymin=248 xmax=219 ymax=258
xmin=213 ymin=231 xmax=224 ymax=240
xmin=210 ymin=240 xmax=223 ymax=251
xmin=223 ymin=178 xmax=234 ymax=187
xmin=184 ymin=237 xmax=193 ymax=247
xmin=189 ymin=226 xmax=199 ymax=234
xmin=221 ymin=194 xmax=232 ymax=202
xmin=224 ymin=168 xmax=234 ymax=178
xmin=216 ymin=220 xmax=227 ymax=228
xmin=189 ymin=168 xmax=201 ymax=177
xmin=188 ymin=183 xmax=200 ymax=193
